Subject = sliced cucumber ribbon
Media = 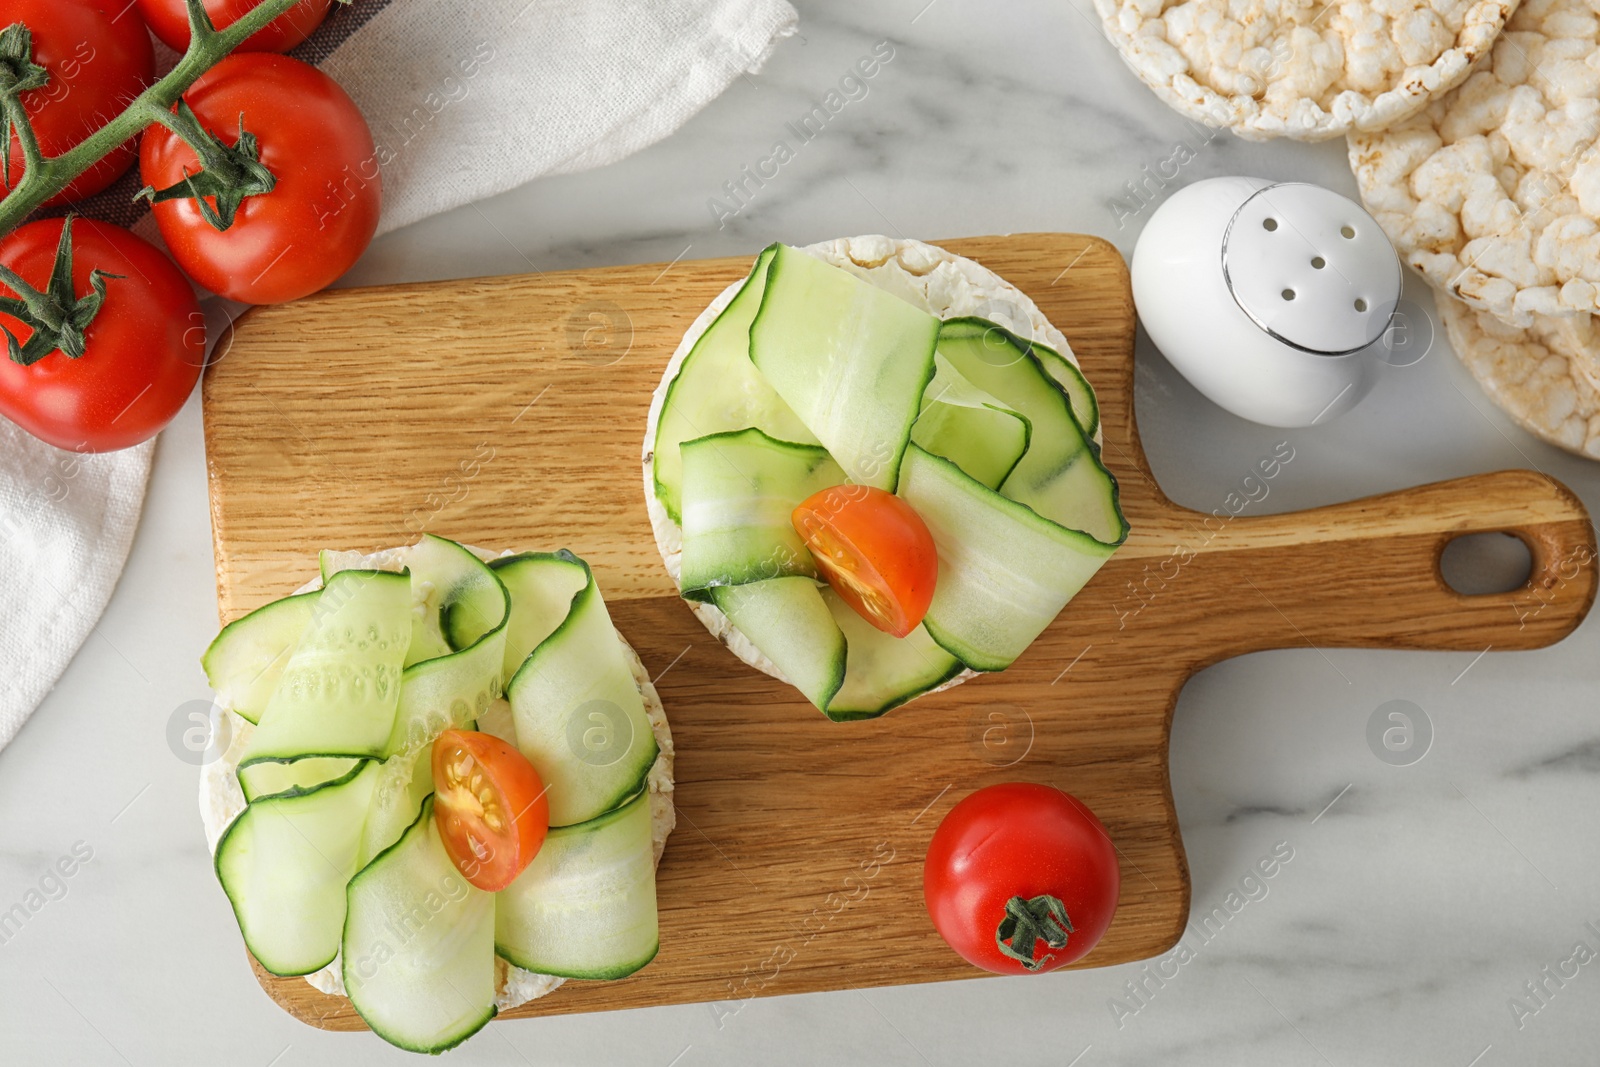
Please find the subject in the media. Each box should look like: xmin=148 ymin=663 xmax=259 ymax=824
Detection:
xmin=933 ymin=320 xmax=1126 ymax=547
xmin=237 ymin=568 xmax=412 ymax=767
xmin=655 ymin=244 xmax=1129 ymax=714
xmin=343 ymin=795 xmax=498 ymax=1054
xmin=202 ymin=590 xmax=321 ymax=726
xmin=898 ymin=445 xmax=1119 ymax=672
xmin=911 ymin=352 xmax=1032 ymax=491
xmin=214 ymin=760 xmax=381 ymax=977
xmin=678 ymin=428 xmax=842 ymax=601
xmin=748 ymin=244 xmax=939 ymax=492
xmin=494 ymin=791 xmax=660 ymax=980
xmin=505 ymin=556 xmax=659 ymax=829
xmin=651 ymin=245 xmax=815 ymax=524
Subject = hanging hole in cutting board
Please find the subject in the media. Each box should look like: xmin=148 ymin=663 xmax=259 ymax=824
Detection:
xmin=1440 ymin=532 xmax=1533 ymax=596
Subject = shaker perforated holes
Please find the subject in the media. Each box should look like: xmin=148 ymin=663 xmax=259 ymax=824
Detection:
xmin=1222 ymin=182 xmax=1402 ymax=355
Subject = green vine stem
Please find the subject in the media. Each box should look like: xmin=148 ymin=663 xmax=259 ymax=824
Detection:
xmin=0 ymin=0 xmax=343 ymax=237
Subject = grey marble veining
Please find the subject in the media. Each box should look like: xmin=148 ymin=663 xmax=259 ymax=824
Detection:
xmin=2 ymin=1 xmax=1599 ymax=1064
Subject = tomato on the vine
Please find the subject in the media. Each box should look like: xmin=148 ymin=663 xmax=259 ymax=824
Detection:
xmin=4 ymin=0 xmax=155 ymax=205
xmin=0 ymin=218 xmax=204 ymax=452
xmin=923 ymin=783 xmax=1120 ymax=974
xmin=792 ymin=484 xmax=938 ymax=638
xmin=139 ymin=53 xmax=380 ymax=305
xmin=432 ymin=729 xmax=549 ymax=893
xmin=135 ymin=0 xmax=335 ymax=55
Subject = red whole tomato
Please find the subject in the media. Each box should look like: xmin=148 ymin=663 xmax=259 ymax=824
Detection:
xmin=432 ymin=730 xmax=549 ymax=893
xmin=4 ymin=0 xmax=155 ymax=205
xmin=792 ymin=484 xmax=938 ymax=638
xmin=923 ymin=783 xmax=1120 ymax=974
xmin=139 ymin=53 xmax=380 ymax=305
xmin=0 ymin=218 xmax=204 ymax=452
xmin=135 ymin=0 xmax=335 ymax=55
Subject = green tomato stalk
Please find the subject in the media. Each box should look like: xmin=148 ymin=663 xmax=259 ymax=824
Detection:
xmin=0 ymin=216 xmax=120 ymax=365
xmin=995 ymin=894 xmax=1073 ymax=971
xmin=0 ymin=0 xmax=347 ymax=238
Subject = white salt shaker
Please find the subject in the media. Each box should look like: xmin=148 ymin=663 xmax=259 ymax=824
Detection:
xmin=1131 ymin=176 xmax=1402 ymax=427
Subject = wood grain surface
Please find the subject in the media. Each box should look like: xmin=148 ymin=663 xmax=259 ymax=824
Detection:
xmin=203 ymin=234 xmax=1597 ymax=1032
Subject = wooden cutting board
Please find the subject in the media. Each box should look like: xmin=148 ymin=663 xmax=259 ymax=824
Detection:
xmin=203 ymin=234 xmax=1597 ymax=1032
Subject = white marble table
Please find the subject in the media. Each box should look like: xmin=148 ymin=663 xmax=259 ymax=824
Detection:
xmin=4 ymin=2 xmax=1599 ymax=1064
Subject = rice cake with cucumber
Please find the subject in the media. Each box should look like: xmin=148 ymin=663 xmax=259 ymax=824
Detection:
xmin=642 ymin=236 xmax=1127 ymax=719
xmin=198 ymin=535 xmax=673 ymax=1050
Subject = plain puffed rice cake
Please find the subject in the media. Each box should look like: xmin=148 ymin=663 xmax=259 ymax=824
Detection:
xmin=1094 ymin=0 xmax=1517 ymax=141
xmin=1437 ymin=289 xmax=1600 ymax=457
xmin=1351 ymin=0 xmax=1600 ymax=327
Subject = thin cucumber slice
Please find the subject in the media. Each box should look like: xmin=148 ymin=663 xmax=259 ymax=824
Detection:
xmin=238 ymin=756 xmax=361 ymax=803
xmin=749 ymin=244 xmax=939 ymax=491
xmin=490 ymin=551 xmax=590 ymax=680
xmin=358 ymin=747 xmax=434 ymax=868
xmin=495 ymin=792 xmax=659 ymax=980
xmin=213 ymin=761 xmax=379 ymax=976
xmin=320 ymin=537 xmax=510 ymax=667
xmin=239 ymin=569 xmax=411 ymax=766
xmin=652 ymin=246 xmax=817 ymax=523
xmin=406 ymin=534 xmax=511 ymax=666
xmin=202 ymin=591 xmax=320 ymax=726
xmin=678 ymin=429 xmax=844 ymax=601
xmin=708 ymin=577 xmax=846 ymax=711
xmin=911 ymin=353 xmax=1031 ymax=491
xmin=937 ymin=318 xmax=1099 ymax=438
xmin=344 ymin=797 xmax=497 ymax=1054
xmin=384 ymin=614 xmax=507 ymax=758
xmin=1033 ymin=342 xmax=1099 ymax=439
xmin=382 ymin=537 xmax=512 ymax=757
xmin=507 ymin=564 xmax=657 ymax=827
xmin=897 ymin=445 xmax=1117 ymax=671
xmin=707 ymin=579 xmax=961 ymax=719
xmin=934 ymin=317 xmax=1126 ymax=545
xmin=1009 ymin=444 xmax=1126 ymax=549
xmin=823 ymin=590 xmax=963 ymax=720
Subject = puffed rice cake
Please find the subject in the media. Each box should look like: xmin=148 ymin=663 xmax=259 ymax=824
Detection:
xmin=1095 ymin=0 xmax=1517 ymax=141
xmin=1437 ymin=289 xmax=1600 ymax=458
xmin=1351 ymin=0 xmax=1600 ymax=327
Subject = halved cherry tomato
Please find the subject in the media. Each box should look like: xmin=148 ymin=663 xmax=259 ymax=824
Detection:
xmin=792 ymin=484 xmax=937 ymax=638
xmin=431 ymin=729 xmax=548 ymax=893
xmin=135 ymin=0 xmax=336 ymax=54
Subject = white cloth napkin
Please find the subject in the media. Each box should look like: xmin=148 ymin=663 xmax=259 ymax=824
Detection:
xmin=0 ymin=431 xmax=153 ymax=751
xmin=328 ymin=0 xmax=800 ymax=237
xmin=0 ymin=0 xmax=798 ymax=752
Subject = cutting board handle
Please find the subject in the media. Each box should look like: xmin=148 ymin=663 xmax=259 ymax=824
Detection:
xmin=1182 ymin=469 xmax=1596 ymax=656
